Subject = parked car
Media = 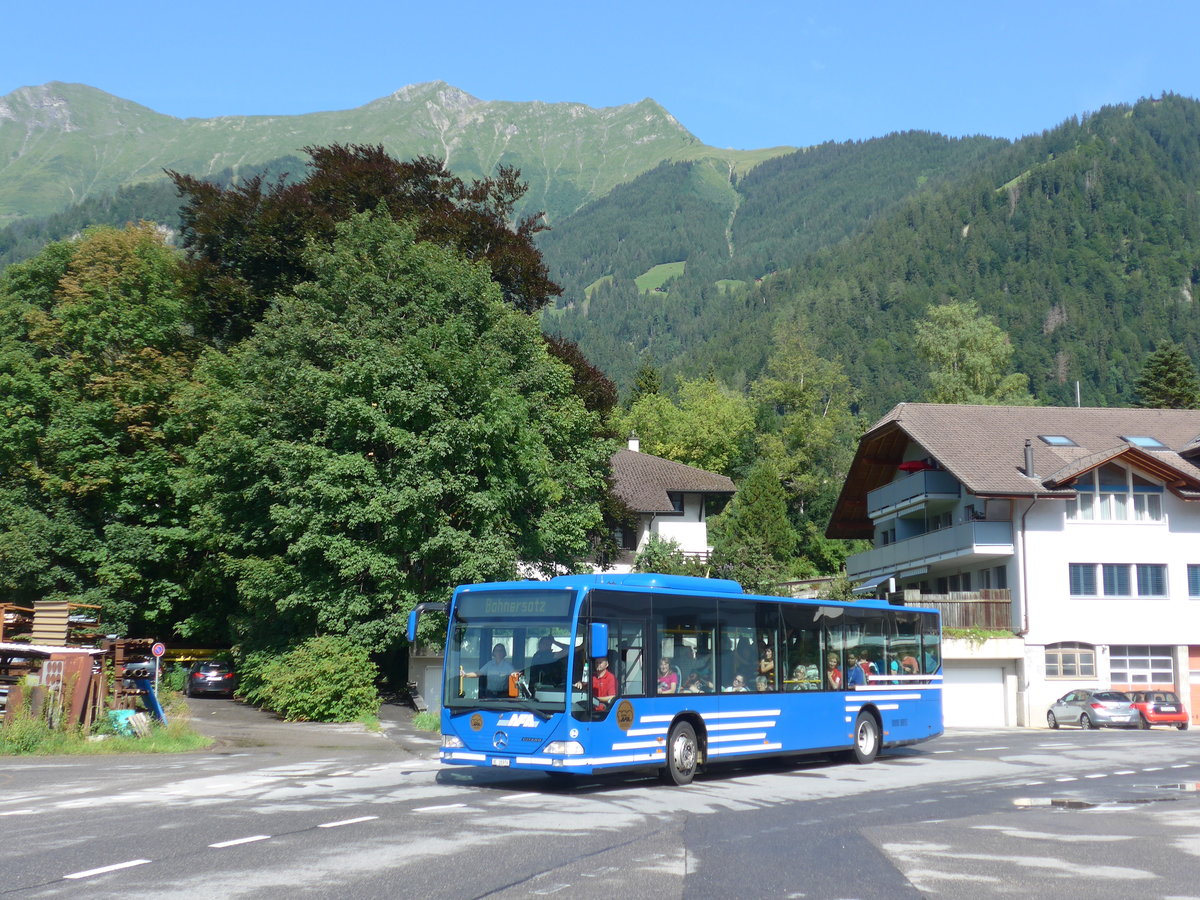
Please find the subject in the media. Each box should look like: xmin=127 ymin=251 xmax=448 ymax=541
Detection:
xmin=184 ymin=659 xmax=237 ymax=698
xmin=1127 ymin=690 xmax=1190 ymax=730
xmin=1047 ymin=689 xmax=1137 ymax=729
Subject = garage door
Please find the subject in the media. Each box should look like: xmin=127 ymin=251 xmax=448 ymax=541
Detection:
xmin=941 ymin=663 xmax=1007 ymax=727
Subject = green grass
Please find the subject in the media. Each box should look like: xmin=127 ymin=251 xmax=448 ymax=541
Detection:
xmin=584 ymin=274 xmax=613 ymax=298
xmin=715 ymin=279 xmax=747 ymax=293
xmin=0 ymin=715 xmax=212 ymax=756
xmin=412 ymin=710 xmax=440 ymax=732
xmin=635 ymin=261 xmax=685 ymax=294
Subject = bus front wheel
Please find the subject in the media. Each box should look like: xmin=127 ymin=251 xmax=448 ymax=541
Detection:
xmin=847 ymin=711 xmax=879 ymax=765
xmin=661 ymin=721 xmax=699 ymax=785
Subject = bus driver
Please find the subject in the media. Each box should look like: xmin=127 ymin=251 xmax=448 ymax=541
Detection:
xmin=575 ymin=656 xmax=618 ymax=711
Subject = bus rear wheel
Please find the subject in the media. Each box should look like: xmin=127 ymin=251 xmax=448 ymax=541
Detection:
xmin=661 ymin=721 xmax=699 ymax=785
xmin=846 ymin=711 xmax=879 ymax=765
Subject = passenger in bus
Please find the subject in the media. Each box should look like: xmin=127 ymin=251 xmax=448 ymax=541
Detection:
xmin=680 ymin=671 xmax=711 ymax=693
xmin=463 ymin=644 xmax=516 ymax=697
xmin=530 ymin=636 xmax=569 ymax=687
xmin=657 ymin=657 xmax=679 ymax=694
xmin=755 ymin=675 xmax=770 ymax=692
xmin=758 ymin=647 xmax=776 ymax=682
xmin=574 ymin=655 xmax=618 ymax=711
xmin=724 ymin=674 xmax=749 ymax=692
xmin=846 ymin=655 xmax=867 ymax=687
xmin=826 ymin=656 xmax=843 ymax=690
xmin=733 ymin=638 xmax=756 ymax=675
xmin=901 ymin=654 xmax=920 ymax=675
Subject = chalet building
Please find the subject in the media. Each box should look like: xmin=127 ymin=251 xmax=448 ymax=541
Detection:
xmin=827 ymin=403 xmax=1200 ymax=728
xmin=604 ymin=436 xmax=737 ymax=573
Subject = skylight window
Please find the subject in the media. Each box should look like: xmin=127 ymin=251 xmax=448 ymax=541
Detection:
xmin=1121 ymin=435 xmax=1167 ymax=449
xmin=1038 ymin=435 xmax=1078 ymax=447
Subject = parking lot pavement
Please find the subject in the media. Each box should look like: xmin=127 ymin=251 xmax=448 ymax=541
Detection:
xmin=186 ymin=696 xmax=438 ymax=759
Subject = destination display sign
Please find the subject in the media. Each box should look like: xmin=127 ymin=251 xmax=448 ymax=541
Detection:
xmin=454 ymin=589 xmax=574 ymax=620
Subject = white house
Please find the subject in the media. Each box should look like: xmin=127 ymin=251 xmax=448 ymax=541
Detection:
xmin=604 ymin=437 xmax=737 ymax=573
xmin=827 ymin=403 xmax=1200 ymax=728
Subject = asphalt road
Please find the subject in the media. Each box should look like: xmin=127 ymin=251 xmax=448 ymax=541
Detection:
xmin=2 ymin=700 xmax=1199 ymax=899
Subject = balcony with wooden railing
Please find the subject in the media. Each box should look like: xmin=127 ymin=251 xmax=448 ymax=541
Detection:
xmin=896 ymin=589 xmax=1013 ymax=630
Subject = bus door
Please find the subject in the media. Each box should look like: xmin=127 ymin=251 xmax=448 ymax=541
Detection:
xmin=574 ymin=589 xmax=648 ymax=723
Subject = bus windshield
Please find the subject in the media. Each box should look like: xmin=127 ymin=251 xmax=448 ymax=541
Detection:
xmin=444 ymin=589 xmax=579 ymax=715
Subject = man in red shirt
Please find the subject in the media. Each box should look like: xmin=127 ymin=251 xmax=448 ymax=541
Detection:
xmin=576 ymin=656 xmax=618 ymax=711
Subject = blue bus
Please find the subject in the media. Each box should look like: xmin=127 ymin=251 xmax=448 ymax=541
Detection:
xmin=408 ymin=573 xmax=942 ymax=785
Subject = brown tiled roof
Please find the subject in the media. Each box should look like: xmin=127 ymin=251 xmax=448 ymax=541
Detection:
xmin=827 ymin=403 xmax=1200 ymax=538
xmin=610 ymin=449 xmax=736 ymax=513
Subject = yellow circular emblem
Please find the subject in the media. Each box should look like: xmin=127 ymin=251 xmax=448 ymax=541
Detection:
xmin=615 ymin=700 xmax=634 ymax=731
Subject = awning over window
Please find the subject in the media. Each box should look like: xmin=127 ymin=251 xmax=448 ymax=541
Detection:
xmin=852 ymin=574 xmax=895 ymax=594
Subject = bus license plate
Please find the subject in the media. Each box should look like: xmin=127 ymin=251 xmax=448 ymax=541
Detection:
xmin=492 ymin=758 xmax=510 ymax=767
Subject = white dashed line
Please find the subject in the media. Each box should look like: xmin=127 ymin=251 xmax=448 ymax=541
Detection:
xmin=498 ymin=793 xmax=541 ymax=801
xmin=1170 ymin=764 xmax=1190 ymax=769
xmin=1084 ymin=774 xmax=1108 ymax=779
xmin=1115 ymin=770 xmax=1136 ymax=775
xmin=0 ymin=809 xmax=35 ymax=816
xmin=974 ymin=746 xmax=1008 ymax=751
xmin=64 ymin=859 xmax=151 ymax=880
xmin=1024 ymin=781 xmax=1044 ymax=786
xmin=318 ymin=816 xmax=379 ymax=828
xmin=1143 ymin=766 xmax=1164 ymax=772
xmin=1055 ymin=777 xmax=1077 ymax=782
xmin=210 ymin=835 xmax=271 ymax=848
xmin=413 ymin=803 xmax=468 ymax=812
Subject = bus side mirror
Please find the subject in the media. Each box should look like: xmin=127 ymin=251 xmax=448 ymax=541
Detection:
xmin=590 ymin=622 xmax=609 ymax=657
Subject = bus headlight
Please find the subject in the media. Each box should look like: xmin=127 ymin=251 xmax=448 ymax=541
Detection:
xmin=543 ymin=741 xmax=584 ymax=755
xmin=441 ymin=734 xmax=464 ymax=748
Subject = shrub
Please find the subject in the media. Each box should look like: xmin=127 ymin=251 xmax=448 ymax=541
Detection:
xmin=239 ymin=635 xmax=380 ymax=722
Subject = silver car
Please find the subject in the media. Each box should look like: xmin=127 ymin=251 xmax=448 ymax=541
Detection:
xmin=1047 ymin=689 xmax=1136 ymax=729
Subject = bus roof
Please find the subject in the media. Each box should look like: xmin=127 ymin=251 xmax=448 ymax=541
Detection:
xmin=452 ymin=574 xmax=939 ymax=614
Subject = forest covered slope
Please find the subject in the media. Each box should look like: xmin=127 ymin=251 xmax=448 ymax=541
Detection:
xmin=545 ymin=94 xmax=1200 ymax=414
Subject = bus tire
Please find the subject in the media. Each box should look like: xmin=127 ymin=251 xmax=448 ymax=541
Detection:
xmin=847 ymin=711 xmax=879 ymax=765
xmin=661 ymin=721 xmax=699 ymax=786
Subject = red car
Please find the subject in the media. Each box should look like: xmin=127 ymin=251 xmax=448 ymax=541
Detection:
xmin=1127 ymin=690 xmax=1190 ymax=730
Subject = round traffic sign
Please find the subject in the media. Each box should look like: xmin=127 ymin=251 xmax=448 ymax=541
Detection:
xmin=151 ymin=642 xmax=166 ymax=658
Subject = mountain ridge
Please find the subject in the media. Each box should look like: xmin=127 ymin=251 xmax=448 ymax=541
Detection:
xmin=0 ymin=81 xmax=786 ymax=226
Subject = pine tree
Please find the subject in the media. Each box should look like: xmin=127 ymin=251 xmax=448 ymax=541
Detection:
xmin=1134 ymin=342 xmax=1200 ymax=409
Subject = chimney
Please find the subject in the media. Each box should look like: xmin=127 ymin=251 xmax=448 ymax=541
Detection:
xmin=628 ymin=432 xmax=640 ymax=453
xmin=1024 ymin=439 xmax=1035 ymax=478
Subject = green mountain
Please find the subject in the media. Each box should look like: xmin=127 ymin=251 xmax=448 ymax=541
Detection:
xmin=0 ymin=81 xmax=784 ymax=227
xmin=545 ymin=94 xmax=1200 ymax=414
xmin=542 ymin=131 xmax=1006 ymax=387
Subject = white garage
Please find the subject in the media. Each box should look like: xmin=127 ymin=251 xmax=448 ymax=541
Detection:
xmin=941 ymin=662 xmax=1010 ymax=727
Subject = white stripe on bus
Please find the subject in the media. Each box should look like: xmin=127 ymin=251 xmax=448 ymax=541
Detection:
xmin=707 ymin=732 xmax=767 ymax=743
xmin=707 ymin=743 xmax=784 ymax=756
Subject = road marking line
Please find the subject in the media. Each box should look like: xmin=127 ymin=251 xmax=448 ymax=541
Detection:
xmin=64 ymin=859 xmax=151 ymax=879
xmin=974 ymin=746 xmax=1008 ymax=751
xmin=1115 ymin=770 xmax=1135 ymax=775
xmin=498 ymin=793 xmax=541 ymax=801
xmin=1055 ymin=777 xmax=1077 ymax=782
xmin=318 ymin=816 xmax=378 ymax=828
xmin=413 ymin=803 xmax=467 ymax=812
xmin=0 ymin=809 xmax=35 ymax=816
xmin=931 ymin=750 xmax=954 ymax=754
xmin=1142 ymin=766 xmax=1164 ymax=771
xmin=1171 ymin=764 xmax=1190 ymax=769
xmin=1084 ymin=774 xmax=1107 ymax=779
xmin=210 ymin=835 xmax=271 ymax=848
xmin=1025 ymin=781 xmax=1044 ymax=786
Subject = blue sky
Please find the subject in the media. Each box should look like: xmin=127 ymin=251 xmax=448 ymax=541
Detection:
xmin=5 ymin=1 xmax=1199 ymax=150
